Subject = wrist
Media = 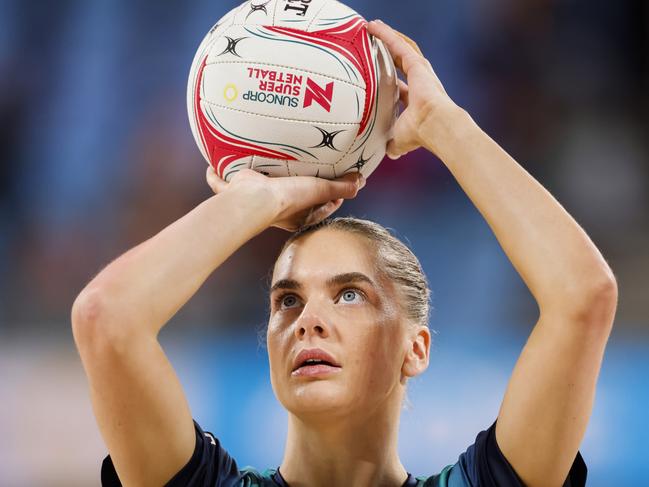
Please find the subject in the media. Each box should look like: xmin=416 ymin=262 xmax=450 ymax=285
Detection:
xmin=418 ymin=102 xmax=475 ymax=159
xmin=215 ymin=184 xmax=280 ymax=233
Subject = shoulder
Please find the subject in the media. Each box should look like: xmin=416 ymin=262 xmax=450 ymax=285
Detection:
xmin=412 ymin=421 xmax=587 ymax=487
xmin=101 ymin=420 xmax=280 ymax=487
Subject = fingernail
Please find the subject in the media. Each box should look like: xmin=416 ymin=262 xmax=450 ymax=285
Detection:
xmin=375 ymin=19 xmax=384 ymax=24
xmin=359 ymin=175 xmax=367 ymax=188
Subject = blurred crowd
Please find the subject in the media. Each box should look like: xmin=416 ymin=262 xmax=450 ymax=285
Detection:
xmin=1 ymin=1 xmax=648 ymax=485
xmin=1 ymin=0 xmax=646 ymax=334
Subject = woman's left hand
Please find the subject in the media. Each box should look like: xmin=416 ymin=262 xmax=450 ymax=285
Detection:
xmin=367 ymin=20 xmax=460 ymax=159
xmin=205 ymin=166 xmax=363 ymax=232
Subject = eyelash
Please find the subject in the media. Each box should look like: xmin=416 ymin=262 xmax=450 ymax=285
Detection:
xmin=339 ymin=288 xmax=365 ymax=303
xmin=274 ymin=293 xmax=299 ymax=309
xmin=274 ymin=288 xmax=366 ymax=309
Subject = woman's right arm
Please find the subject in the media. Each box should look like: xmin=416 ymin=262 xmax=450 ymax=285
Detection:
xmin=72 ymin=168 xmax=364 ymax=487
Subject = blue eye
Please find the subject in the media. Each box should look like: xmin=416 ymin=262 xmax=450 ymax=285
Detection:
xmin=340 ymin=289 xmax=363 ymax=303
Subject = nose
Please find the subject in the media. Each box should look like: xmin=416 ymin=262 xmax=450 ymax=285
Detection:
xmin=294 ymin=311 xmax=330 ymax=340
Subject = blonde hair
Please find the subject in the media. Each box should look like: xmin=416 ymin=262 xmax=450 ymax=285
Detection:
xmin=278 ymin=217 xmax=431 ymax=329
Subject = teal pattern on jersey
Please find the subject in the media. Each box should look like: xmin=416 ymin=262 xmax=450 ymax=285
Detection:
xmin=237 ymin=464 xmax=459 ymax=487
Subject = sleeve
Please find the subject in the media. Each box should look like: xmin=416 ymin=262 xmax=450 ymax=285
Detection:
xmin=100 ymin=420 xmax=243 ymax=487
xmin=438 ymin=420 xmax=587 ymax=487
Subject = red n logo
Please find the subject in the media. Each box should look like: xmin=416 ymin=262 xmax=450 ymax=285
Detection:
xmin=303 ymin=78 xmax=334 ymax=112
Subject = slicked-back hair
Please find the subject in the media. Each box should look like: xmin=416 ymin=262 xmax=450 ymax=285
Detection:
xmin=275 ymin=217 xmax=431 ymax=329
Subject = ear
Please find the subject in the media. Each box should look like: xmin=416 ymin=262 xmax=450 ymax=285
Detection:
xmin=401 ymin=326 xmax=430 ymax=381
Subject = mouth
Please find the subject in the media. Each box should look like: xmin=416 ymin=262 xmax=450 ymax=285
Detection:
xmin=291 ymin=362 xmax=343 ymax=377
xmin=291 ymin=349 xmax=342 ymax=377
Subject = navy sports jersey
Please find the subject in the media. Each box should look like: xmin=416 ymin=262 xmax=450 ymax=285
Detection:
xmin=101 ymin=419 xmax=587 ymax=486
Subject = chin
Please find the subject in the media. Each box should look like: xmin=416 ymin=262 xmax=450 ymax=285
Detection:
xmin=281 ymin=380 xmax=356 ymax=419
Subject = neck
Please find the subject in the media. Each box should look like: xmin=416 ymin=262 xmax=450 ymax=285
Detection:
xmin=279 ymin=401 xmax=407 ymax=487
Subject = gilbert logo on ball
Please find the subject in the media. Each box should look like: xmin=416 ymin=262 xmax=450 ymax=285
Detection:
xmin=187 ymin=0 xmax=398 ymax=181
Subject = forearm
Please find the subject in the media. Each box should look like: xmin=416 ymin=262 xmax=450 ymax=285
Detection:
xmin=367 ymin=19 xmax=616 ymax=486
xmin=422 ymin=105 xmax=615 ymax=315
xmin=74 ymin=189 xmax=275 ymax=337
xmin=71 ymin=189 xmax=276 ymax=487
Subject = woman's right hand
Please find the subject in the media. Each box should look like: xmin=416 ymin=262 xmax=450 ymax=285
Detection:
xmin=206 ymin=166 xmax=366 ymax=232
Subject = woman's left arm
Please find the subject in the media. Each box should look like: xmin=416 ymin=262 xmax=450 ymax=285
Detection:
xmin=369 ymin=21 xmax=617 ymax=487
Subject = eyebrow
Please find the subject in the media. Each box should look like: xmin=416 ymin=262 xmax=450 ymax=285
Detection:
xmin=270 ymin=272 xmax=376 ymax=294
xmin=270 ymin=278 xmax=302 ymax=294
xmin=327 ymin=272 xmax=375 ymax=289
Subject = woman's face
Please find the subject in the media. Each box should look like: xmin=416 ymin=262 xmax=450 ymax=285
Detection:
xmin=267 ymin=229 xmax=417 ymax=421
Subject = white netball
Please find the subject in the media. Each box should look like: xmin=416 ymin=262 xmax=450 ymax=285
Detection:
xmin=187 ymin=0 xmax=398 ymax=181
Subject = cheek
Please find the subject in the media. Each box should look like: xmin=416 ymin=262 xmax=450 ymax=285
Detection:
xmin=346 ymin=318 xmax=404 ymax=383
xmin=266 ymin=331 xmax=283 ymax=399
xmin=267 ymin=320 xmax=292 ymax=377
xmin=266 ymin=325 xmax=281 ymax=364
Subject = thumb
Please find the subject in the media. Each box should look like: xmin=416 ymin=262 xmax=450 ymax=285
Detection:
xmin=206 ymin=165 xmax=228 ymax=194
xmin=386 ymin=122 xmax=417 ymax=160
xmin=386 ymin=138 xmax=409 ymax=160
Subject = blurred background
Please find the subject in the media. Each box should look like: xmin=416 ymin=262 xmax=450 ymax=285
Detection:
xmin=1 ymin=0 xmax=647 ymax=485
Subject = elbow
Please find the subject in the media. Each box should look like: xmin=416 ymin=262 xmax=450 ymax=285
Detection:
xmin=71 ymin=287 xmax=99 ymax=350
xmin=579 ymin=269 xmax=618 ymax=323
xmin=71 ymin=286 xmax=134 ymax=357
xmin=549 ymin=268 xmax=618 ymax=329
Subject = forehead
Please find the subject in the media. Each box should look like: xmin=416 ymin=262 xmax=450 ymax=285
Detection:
xmin=272 ymin=229 xmax=379 ymax=285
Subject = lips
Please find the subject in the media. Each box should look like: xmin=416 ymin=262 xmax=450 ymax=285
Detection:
xmin=292 ymin=348 xmax=341 ymax=375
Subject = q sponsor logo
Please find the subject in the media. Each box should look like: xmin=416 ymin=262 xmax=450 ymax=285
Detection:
xmin=303 ymin=78 xmax=334 ymax=112
xmin=223 ymin=83 xmax=239 ymax=102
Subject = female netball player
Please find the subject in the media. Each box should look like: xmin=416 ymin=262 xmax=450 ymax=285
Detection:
xmin=72 ymin=20 xmax=617 ymax=487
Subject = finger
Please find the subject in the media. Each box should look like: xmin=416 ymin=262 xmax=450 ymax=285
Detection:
xmin=393 ymin=30 xmax=438 ymax=78
xmin=367 ymin=20 xmax=425 ymax=75
xmin=206 ymin=165 xmax=228 ymax=194
xmin=295 ymin=173 xmax=365 ymax=207
xmin=304 ymin=199 xmax=345 ymax=227
xmin=398 ymin=79 xmax=409 ymax=106
xmin=396 ymin=31 xmax=423 ymax=57
xmin=308 ymin=199 xmax=344 ymax=226
xmin=327 ymin=173 xmax=366 ymax=199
